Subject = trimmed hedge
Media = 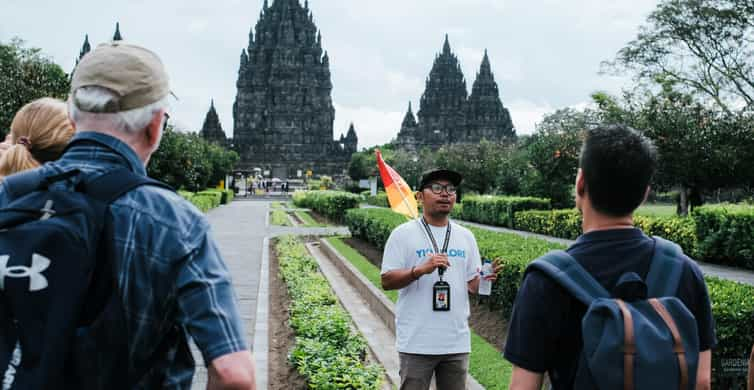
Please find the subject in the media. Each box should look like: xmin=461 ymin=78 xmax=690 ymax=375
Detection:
xmin=293 ymin=190 xmax=361 ymax=222
xmin=276 ymin=236 xmax=384 ymax=389
xmin=694 ymin=204 xmax=754 ymax=270
xmin=706 ymin=277 xmax=754 ymax=388
xmin=460 ymin=195 xmax=550 ymax=228
xmin=513 ymin=209 xmax=582 ymax=240
xmin=513 ymin=209 xmax=699 ymax=257
xmin=179 ymin=189 xmax=222 ymax=212
xmin=364 ymin=192 xmax=389 ymax=208
xmin=345 ymin=207 xmax=754 ymax=386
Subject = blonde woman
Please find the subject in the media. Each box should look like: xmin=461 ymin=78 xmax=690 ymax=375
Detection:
xmin=0 ymin=98 xmax=74 ymax=177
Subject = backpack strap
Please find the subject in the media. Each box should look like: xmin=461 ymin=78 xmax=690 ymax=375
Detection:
xmin=645 ymin=236 xmax=685 ymax=297
xmin=528 ymin=250 xmax=610 ymax=306
xmin=81 ymin=168 xmax=174 ymax=204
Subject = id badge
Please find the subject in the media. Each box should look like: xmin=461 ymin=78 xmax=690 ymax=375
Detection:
xmin=432 ymin=281 xmax=451 ymax=311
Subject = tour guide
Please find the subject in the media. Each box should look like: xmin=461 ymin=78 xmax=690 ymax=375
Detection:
xmin=381 ymin=168 xmax=497 ymax=390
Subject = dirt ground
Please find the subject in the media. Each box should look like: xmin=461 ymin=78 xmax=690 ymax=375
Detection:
xmin=308 ymin=211 xmax=330 ymax=225
xmin=288 ymin=212 xmax=304 ymax=226
xmin=268 ymin=242 xmax=308 ymax=390
xmin=343 ymin=236 xmax=509 ymax=351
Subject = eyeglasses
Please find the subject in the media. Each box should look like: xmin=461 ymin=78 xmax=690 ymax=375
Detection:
xmin=425 ymin=183 xmax=457 ymax=195
xmin=162 ymin=112 xmax=170 ymax=132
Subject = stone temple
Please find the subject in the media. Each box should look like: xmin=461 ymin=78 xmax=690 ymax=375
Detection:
xmin=225 ymin=0 xmax=357 ymax=179
xmin=395 ymin=35 xmax=515 ymax=151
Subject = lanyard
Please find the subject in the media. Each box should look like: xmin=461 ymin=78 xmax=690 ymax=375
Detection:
xmin=420 ymin=218 xmax=451 ymax=254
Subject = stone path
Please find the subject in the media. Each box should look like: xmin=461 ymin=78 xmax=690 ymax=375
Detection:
xmin=191 ymin=201 xmax=269 ymax=388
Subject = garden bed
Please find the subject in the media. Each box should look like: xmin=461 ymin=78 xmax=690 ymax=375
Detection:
xmin=268 ymin=241 xmax=308 ymax=389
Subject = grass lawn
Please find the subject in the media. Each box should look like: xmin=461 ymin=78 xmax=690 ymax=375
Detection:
xmin=636 ymin=203 xmax=677 ymax=217
xmin=295 ymin=211 xmax=325 ymax=227
xmin=270 ymin=210 xmax=292 ymax=226
xmin=325 ymin=237 xmax=512 ymax=390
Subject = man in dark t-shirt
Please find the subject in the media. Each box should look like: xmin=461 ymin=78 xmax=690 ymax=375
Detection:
xmin=504 ymin=125 xmax=716 ymax=390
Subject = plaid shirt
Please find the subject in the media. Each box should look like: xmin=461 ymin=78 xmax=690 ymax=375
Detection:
xmin=0 ymin=131 xmax=248 ymax=388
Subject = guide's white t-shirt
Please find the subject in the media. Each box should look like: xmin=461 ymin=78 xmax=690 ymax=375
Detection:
xmin=381 ymin=219 xmax=482 ymax=355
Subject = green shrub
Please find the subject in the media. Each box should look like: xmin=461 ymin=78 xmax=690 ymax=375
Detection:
xmin=634 ymin=215 xmax=698 ymax=258
xmin=364 ymin=192 xmax=389 ymax=208
xmin=706 ymin=277 xmax=754 ymax=389
xmin=693 ymin=204 xmax=754 ymax=270
xmin=345 ymin=208 xmax=407 ymax=250
xmin=293 ymin=191 xmax=361 ymax=222
xmin=514 ymin=209 xmax=582 ymax=240
xmin=514 ymin=209 xmax=699 ymax=257
xmin=450 ymin=203 xmax=463 ymax=219
xmin=460 ymin=195 xmax=550 ymax=228
xmin=270 ymin=210 xmax=292 ymax=226
xmin=276 ymin=236 xmax=384 ymax=389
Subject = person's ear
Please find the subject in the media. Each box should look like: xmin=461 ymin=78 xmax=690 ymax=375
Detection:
xmin=576 ymin=169 xmax=585 ymax=197
xmin=144 ymin=110 xmax=164 ymax=149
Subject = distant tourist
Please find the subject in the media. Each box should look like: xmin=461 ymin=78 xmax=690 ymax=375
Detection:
xmin=381 ymin=168 xmax=498 ymax=390
xmin=0 ymin=42 xmax=256 ymax=388
xmin=505 ymin=125 xmax=714 ymax=390
xmin=0 ymin=97 xmax=74 ymax=178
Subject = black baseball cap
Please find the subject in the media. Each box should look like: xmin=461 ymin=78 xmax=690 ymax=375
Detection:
xmin=419 ymin=168 xmax=463 ymax=189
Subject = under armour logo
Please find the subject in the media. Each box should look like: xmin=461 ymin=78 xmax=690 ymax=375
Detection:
xmin=0 ymin=254 xmax=50 ymax=291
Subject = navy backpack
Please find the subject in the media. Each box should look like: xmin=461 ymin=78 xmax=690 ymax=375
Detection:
xmin=528 ymin=237 xmax=700 ymax=390
xmin=0 ymin=167 xmax=173 ymax=389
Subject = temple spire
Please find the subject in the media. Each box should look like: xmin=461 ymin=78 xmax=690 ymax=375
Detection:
xmin=79 ymin=34 xmax=91 ymax=60
xmin=442 ymin=34 xmax=451 ymax=55
xmin=113 ymin=22 xmax=122 ymax=41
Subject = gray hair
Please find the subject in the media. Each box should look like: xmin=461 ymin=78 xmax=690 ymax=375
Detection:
xmin=69 ymin=86 xmax=169 ymax=134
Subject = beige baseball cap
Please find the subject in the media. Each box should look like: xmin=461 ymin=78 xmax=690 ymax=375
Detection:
xmin=71 ymin=41 xmax=171 ymax=112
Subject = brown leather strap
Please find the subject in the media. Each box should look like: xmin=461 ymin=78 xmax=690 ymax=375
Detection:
xmin=616 ymin=299 xmax=635 ymax=390
xmin=649 ymin=299 xmax=689 ymax=390
xmin=748 ymin=346 xmax=754 ymax=390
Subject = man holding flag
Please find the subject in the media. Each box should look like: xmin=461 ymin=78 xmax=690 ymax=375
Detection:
xmin=378 ymin=150 xmax=497 ymax=390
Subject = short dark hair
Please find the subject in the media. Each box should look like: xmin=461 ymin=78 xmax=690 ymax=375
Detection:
xmin=579 ymin=125 xmax=658 ymax=217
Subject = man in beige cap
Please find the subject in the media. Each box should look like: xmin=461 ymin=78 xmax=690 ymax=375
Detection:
xmin=0 ymin=42 xmax=256 ymax=389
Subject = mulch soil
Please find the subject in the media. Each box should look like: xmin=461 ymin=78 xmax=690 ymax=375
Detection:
xmin=288 ymin=212 xmax=305 ymax=226
xmin=343 ymin=236 xmax=509 ymax=352
xmin=308 ymin=211 xmax=333 ymax=225
xmin=268 ymin=241 xmax=308 ymax=390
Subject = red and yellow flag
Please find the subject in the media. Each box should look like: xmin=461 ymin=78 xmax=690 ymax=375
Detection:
xmin=376 ymin=149 xmax=418 ymax=219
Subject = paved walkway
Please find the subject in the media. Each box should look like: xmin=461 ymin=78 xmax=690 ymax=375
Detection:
xmin=191 ymin=201 xmax=269 ymax=388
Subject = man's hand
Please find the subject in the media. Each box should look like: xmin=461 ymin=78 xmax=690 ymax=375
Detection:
xmin=483 ymin=258 xmax=504 ymax=282
xmin=417 ymin=253 xmax=449 ymax=276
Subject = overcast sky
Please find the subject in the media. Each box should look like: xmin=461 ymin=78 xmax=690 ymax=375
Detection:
xmin=1 ymin=0 xmax=659 ymax=148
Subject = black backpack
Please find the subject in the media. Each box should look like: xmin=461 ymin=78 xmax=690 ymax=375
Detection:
xmin=0 ymin=167 xmax=173 ymax=389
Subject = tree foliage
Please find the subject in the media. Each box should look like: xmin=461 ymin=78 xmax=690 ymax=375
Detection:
xmin=148 ymin=127 xmax=239 ymax=191
xmin=0 ymin=38 xmax=70 ymax=135
xmin=523 ymin=108 xmax=594 ymax=208
xmin=593 ymin=85 xmax=754 ymax=214
xmin=607 ymin=0 xmax=754 ymax=113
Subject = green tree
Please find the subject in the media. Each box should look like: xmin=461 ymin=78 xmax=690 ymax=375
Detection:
xmin=0 ymin=38 xmax=69 ymax=134
xmin=524 ymin=108 xmax=593 ymax=208
xmin=593 ymin=85 xmax=754 ymax=215
xmin=433 ymin=140 xmax=525 ymax=195
xmin=148 ymin=127 xmax=239 ymax=191
xmin=606 ymin=0 xmax=754 ymax=113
